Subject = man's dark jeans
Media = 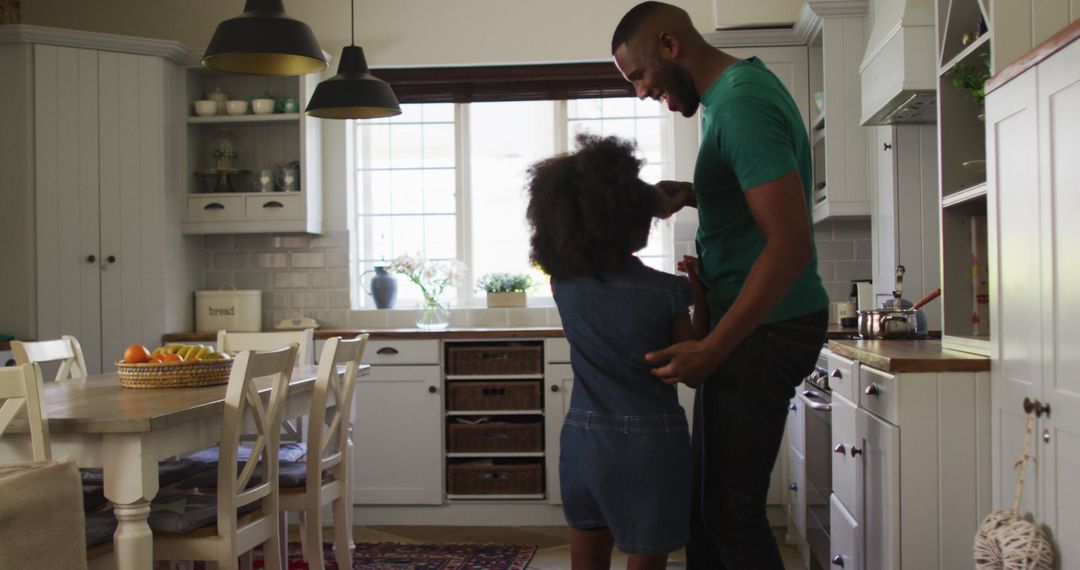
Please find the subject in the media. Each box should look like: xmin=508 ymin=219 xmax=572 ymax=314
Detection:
xmin=686 ymin=310 xmax=827 ymax=570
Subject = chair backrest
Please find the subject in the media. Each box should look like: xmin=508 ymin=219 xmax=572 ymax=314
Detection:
xmin=307 ymin=334 xmax=368 ymax=487
xmin=0 ymin=363 xmax=51 ymax=461
xmin=217 ymin=329 xmax=314 ymax=366
xmin=11 ymin=336 xmax=89 ymax=382
xmin=216 ymin=343 xmax=298 ymax=537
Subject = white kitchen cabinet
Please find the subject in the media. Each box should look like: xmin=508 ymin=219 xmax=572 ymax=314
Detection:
xmin=870 ymin=125 xmax=940 ymax=326
xmin=990 ymin=0 xmax=1080 ymax=71
xmin=785 ymin=442 xmax=809 ymax=566
xmin=859 ymin=406 xmax=899 ymax=570
xmin=544 ymin=338 xmax=573 ymax=506
xmin=831 ymin=493 xmax=861 ymax=570
xmin=352 ymin=356 xmax=443 ymax=505
xmin=987 ymin=25 xmax=1080 ymax=566
xmin=180 ymin=63 xmax=322 ymax=235
xmin=0 ymin=29 xmax=197 ymax=374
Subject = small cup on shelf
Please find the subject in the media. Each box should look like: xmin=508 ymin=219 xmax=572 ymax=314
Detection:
xmin=251 ymin=98 xmax=275 ymax=115
xmin=193 ymin=100 xmax=218 ymax=117
xmin=225 ymin=100 xmax=249 ymax=116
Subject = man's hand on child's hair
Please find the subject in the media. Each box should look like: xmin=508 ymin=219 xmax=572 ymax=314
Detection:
xmin=654 ymin=180 xmax=695 ymax=218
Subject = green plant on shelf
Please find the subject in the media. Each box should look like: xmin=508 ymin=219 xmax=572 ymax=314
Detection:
xmin=476 ymin=272 xmax=534 ymax=293
xmin=951 ymin=53 xmax=991 ymax=106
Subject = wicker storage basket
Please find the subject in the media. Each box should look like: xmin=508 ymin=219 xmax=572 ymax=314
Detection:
xmin=447 ymin=381 xmax=541 ymax=411
xmin=114 ymin=359 xmax=233 ymax=389
xmin=448 ymin=421 xmax=543 ymax=453
xmin=447 ymin=461 xmax=544 ymax=495
xmin=447 ymin=344 xmax=542 ymax=375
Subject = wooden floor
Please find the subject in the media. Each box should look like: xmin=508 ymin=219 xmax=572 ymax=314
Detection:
xmin=348 ymin=526 xmax=805 ymax=569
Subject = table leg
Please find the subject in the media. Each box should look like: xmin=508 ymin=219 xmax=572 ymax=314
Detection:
xmin=103 ymin=433 xmax=160 ymax=570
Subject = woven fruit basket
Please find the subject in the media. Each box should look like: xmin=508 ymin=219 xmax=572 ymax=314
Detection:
xmin=114 ymin=359 xmax=233 ymax=389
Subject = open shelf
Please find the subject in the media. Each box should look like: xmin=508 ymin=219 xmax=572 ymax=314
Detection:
xmin=942 ymin=182 xmax=987 ymax=208
xmin=186 ymin=113 xmax=300 ymax=124
xmin=942 ymin=334 xmax=990 ymax=356
xmin=940 ymin=33 xmax=992 ymax=75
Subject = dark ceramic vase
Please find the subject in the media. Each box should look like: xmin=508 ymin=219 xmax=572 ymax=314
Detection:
xmin=363 ymin=266 xmax=397 ymax=309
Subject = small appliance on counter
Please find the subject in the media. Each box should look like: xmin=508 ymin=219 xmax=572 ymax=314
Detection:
xmin=195 ymin=288 xmax=261 ymax=332
xmin=275 ymin=315 xmax=319 ymax=331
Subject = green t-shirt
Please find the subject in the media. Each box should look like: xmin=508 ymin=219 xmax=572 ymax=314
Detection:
xmin=693 ymin=57 xmax=829 ymax=326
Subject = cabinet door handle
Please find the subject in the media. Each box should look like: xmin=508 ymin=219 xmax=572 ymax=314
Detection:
xmin=865 ymin=383 xmax=880 ymax=396
xmin=107 ymin=255 xmax=116 ymax=264
xmin=833 ymin=443 xmax=846 ymax=455
xmin=204 ymin=202 xmax=226 ymax=210
xmin=883 ymin=142 xmax=893 ymax=151
xmin=832 ymin=555 xmax=845 ymax=567
xmin=799 ymin=390 xmax=831 ymax=412
xmin=1023 ymin=397 xmax=1052 ymax=418
xmin=789 ymin=402 xmax=798 ymax=412
xmin=789 ymin=482 xmax=798 ymax=491
xmin=376 ymin=347 xmax=399 ymax=355
xmin=550 ymin=384 xmax=560 ymax=392
xmin=831 ymin=369 xmax=842 ymax=379
xmin=850 ymin=446 xmax=863 ymax=457
xmin=428 ymin=386 xmax=437 ymax=394
xmin=262 ymin=201 xmax=285 ymax=208
xmin=86 ymin=254 xmax=96 ymax=263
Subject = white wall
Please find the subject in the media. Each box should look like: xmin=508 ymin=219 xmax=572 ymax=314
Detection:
xmin=24 ymin=1 xmax=803 ymax=67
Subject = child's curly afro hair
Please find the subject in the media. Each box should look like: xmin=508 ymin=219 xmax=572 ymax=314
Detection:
xmin=526 ymin=133 xmax=661 ymax=279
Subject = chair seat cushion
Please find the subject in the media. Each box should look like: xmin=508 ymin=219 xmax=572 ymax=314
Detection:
xmin=175 ymin=461 xmax=317 ymax=490
xmin=80 ymin=458 xmax=206 ymax=488
xmin=84 ymin=509 xmax=118 ymax=548
xmin=147 ymin=494 xmax=260 ymax=535
xmin=82 ymin=483 xmax=108 ymax=512
xmin=184 ymin=442 xmax=307 ymax=466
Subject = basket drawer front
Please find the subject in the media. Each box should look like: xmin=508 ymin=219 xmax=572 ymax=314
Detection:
xmin=447 ymin=462 xmax=544 ymax=495
xmin=447 ymin=381 xmax=541 ymax=411
xmin=447 ymin=422 xmax=543 ymax=453
xmin=447 ymin=344 xmax=542 ymax=375
xmin=364 ymin=340 xmax=439 ymax=365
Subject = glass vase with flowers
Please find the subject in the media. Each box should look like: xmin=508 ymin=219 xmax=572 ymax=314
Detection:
xmin=388 ymin=254 xmax=467 ymax=330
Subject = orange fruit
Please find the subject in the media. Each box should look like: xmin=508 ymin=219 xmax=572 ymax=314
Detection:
xmin=149 ymin=354 xmax=167 ymax=363
xmin=123 ymin=344 xmax=151 ymax=364
xmin=160 ymin=353 xmax=184 ymax=364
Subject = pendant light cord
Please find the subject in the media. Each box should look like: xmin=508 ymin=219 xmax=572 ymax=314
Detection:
xmin=350 ymin=0 xmax=355 ymax=46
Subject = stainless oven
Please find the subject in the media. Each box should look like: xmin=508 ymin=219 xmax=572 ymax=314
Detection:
xmin=800 ymin=352 xmax=832 ymax=570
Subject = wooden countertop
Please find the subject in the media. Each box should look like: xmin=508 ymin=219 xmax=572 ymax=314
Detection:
xmin=164 ymin=327 xmax=567 ymax=343
xmin=828 ymin=339 xmax=990 ymax=373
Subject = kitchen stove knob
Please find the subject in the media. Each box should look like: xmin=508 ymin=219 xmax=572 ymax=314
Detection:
xmin=865 ymin=384 xmax=880 ymax=396
xmin=550 ymin=385 xmax=560 ymax=392
xmin=86 ymin=255 xmax=96 ymax=263
xmin=833 ymin=443 xmax=847 ymax=455
xmin=832 ymin=555 xmax=846 ymax=567
xmin=789 ymin=482 xmax=798 ymax=491
xmin=428 ymin=386 xmax=437 ymax=394
xmin=850 ymin=446 xmax=863 ymax=457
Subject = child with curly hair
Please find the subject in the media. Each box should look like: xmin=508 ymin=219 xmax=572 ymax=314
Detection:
xmin=526 ymin=133 xmax=708 ymax=569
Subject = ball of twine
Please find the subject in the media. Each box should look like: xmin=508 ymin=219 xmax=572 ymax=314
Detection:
xmin=974 ymin=509 xmax=1016 ymax=567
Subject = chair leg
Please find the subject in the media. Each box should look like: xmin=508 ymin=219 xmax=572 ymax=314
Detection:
xmin=278 ymin=510 xmax=290 ymax=566
xmin=215 ymin=555 xmax=234 ymax=570
xmin=305 ymin=507 xmax=325 ymax=570
xmin=264 ymin=529 xmax=284 ymax=570
xmin=333 ymin=496 xmax=354 ymax=568
xmin=239 ymin=551 xmax=254 ymax=570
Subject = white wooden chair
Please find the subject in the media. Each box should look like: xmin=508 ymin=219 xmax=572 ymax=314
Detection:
xmin=277 ymin=334 xmax=368 ymax=570
xmin=0 ymin=363 xmax=51 ymax=461
xmin=11 ymin=335 xmax=89 ymax=381
xmin=151 ymin=343 xmax=297 ymax=570
xmin=216 ymin=329 xmax=315 ymax=367
xmin=0 ymin=363 xmax=116 ymax=569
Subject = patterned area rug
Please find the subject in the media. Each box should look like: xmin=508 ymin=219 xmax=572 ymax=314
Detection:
xmin=195 ymin=541 xmax=538 ymax=569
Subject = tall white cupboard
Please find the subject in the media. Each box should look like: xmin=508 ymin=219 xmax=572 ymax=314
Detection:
xmin=0 ymin=27 xmax=198 ymax=373
xmin=986 ymin=20 xmax=1080 ymax=568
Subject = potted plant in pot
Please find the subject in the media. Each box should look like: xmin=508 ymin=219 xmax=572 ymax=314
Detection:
xmin=477 ymin=273 xmax=533 ymax=308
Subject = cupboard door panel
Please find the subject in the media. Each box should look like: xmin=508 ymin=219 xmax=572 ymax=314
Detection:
xmin=544 ymin=363 xmax=573 ymax=505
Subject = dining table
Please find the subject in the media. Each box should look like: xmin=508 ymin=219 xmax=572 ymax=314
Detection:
xmin=0 ymin=363 xmax=368 ymax=570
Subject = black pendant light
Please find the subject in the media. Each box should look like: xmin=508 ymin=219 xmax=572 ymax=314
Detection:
xmin=203 ymin=0 xmax=328 ymax=76
xmin=305 ymin=0 xmax=401 ymax=119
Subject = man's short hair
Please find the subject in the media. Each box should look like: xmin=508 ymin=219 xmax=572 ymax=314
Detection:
xmin=611 ymin=1 xmax=672 ymax=54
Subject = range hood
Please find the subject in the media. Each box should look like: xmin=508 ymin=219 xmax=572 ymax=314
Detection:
xmin=859 ymin=0 xmax=937 ymax=125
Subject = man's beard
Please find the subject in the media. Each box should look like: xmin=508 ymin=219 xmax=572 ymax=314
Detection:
xmin=661 ymin=59 xmax=700 ymax=117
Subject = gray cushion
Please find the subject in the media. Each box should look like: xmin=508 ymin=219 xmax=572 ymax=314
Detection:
xmin=80 ymin=458 xmax=206 ymax=488
xmin=176 ymin=461 xmax=315 ymax=490
xmin=147 ymin=494 xmax=261 ymax=535
xmin=84 ymin=510 xmax=117 ymax=548
xmin=82 ymin=483 xmax=107 ymax=512
xmin=184 ymin=443 xmax=307 ymax=466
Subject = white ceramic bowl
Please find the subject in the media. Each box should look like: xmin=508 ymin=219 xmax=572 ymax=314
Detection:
xmin=193 ymin=100 xmax=218 ymax=116
xmin=225 ymin=100 xmax=249 ymax=116
xmin=251 ymin=98 xmax=275 ymax=115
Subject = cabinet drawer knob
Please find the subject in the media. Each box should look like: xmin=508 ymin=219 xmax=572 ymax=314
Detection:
xmin=428 ymin=386 xmax=437 ymax=394
xmin=550 ymin=384 xmax=560 ymax=392
xmin=865 ymin=383 xmax=880 ymax=396
xmin=262 ymin=200 xmax=285 ymax=208
xmin=107 ymin=255 xmax=116 ymax=264
xmin=376 ymin=347 xmax=399 ymax=355
xmin=789 ymin=402 xmax=798 ymax=412
xmin=204 ymin=202 xmax=226 ymax=210
xmin=831 ymin=369 xmax=842 ymax=379
xmin=833 ymin=443 xmax=846 ymax=455
xmin=789 ymin=482 xmax=798 ymax=491
xmin=832 ymin=555 xmax=845 ymax=567
xmin=86 ymin=254 xmax=96 ymax=263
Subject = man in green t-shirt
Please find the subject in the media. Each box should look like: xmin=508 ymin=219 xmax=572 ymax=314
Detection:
xmin=612 ymin=2 xmax=829 ymax=568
